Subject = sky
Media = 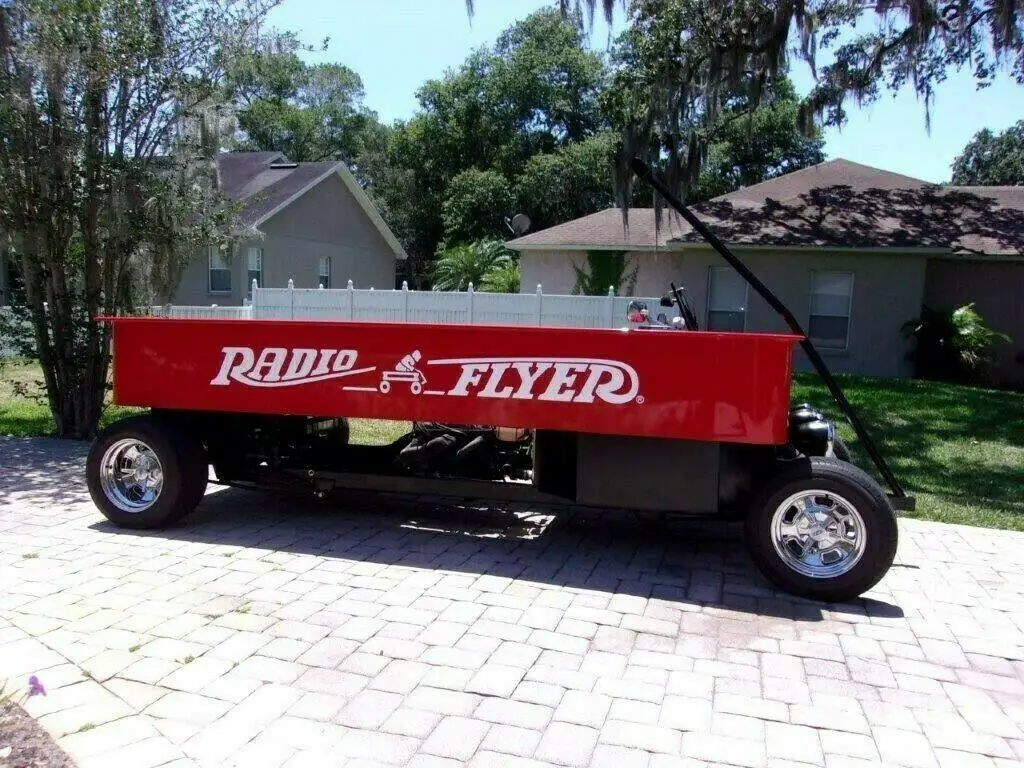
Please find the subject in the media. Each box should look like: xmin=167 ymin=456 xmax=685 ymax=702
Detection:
xmin=268 ymin=0 xmax=1022 ymax=184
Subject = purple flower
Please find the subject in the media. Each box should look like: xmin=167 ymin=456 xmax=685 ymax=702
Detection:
xmin=27 ymin=675 xmax=45 ymax=697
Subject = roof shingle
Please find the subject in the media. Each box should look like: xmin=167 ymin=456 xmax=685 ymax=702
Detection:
xmin=218 ymin=151 xmax=287 ymax=200
xmin=507 ymin=159 xmax=1024 ymax=257
xmin=217 ymin=153 xmax=340 ymax=227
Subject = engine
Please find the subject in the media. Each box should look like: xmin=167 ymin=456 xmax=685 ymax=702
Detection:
xmin=394 ymin=422 xmax=533 ymax=481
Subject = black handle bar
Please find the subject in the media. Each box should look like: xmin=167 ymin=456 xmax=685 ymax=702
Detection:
xmin=629 ymin=157 xmax=912 ymax=509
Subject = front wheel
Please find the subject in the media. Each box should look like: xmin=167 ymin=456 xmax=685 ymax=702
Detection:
xmin=87 ymin=414 xmax=207 ymax=530
xmin=744 ymin=457 xmax=898 ymax=602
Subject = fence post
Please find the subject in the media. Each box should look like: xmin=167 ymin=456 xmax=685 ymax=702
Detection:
xmin=347 ymin=279 xmax=355 ymax=320
xmin=287 ymin=278 xmax=295 ymax=320
xmin=402 ymin=280 xmax=409 ymax=322
xmin=607 ymin=285 xmax=616 ymax=328
xmin=468 ymin=283 xmax=475 ymax=324
xmin=536 ymin=284 xmax=543 ymax=326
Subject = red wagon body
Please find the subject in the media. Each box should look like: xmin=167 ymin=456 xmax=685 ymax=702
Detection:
xmin=107 ymin=316 xmax=798 ymax=445
xmin=88 ymin=312 xmax=898 ymax=603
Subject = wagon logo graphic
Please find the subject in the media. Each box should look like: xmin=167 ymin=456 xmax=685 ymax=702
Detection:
xmin=429 ymin=356 xmax=641 ymax=405
xmin=210 ymin=346 xmax=641 ymax=405
xmin=210 ymin=346 xmax=375 ymax=388
xmin=379 ymin=350 xmax=428 ymax=395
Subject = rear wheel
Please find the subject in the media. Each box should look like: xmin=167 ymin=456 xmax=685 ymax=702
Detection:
xmin=87 ymin=414 xmax=207 ymax=530
xmin=744 ymin=457 xmax=898 ymax=601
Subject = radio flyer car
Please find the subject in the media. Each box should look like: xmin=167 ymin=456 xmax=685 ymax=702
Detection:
xmin=85 ymin=162 xmax=911 ymax=601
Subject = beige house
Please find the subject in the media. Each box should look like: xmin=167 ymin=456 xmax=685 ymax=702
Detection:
xmin=0 ymin=153 xmax=405 ymax=309
xmin=174 ymin=152 xmax=406 ymax=305
xmin=508 ymin=160 xmax=1024 ymax=386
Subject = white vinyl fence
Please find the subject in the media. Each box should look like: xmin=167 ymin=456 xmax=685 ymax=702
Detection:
xmin=250 ymin=280 xmax=662 ymax=330
xmin=4 ymin=280 xmax=659 ymax=359
xmin=147 ymin=304 xmax=253 ymax=320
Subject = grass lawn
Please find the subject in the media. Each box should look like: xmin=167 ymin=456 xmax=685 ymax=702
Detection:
xmin=792 ymin=372 xmax=1024 ymax=531
xmin=2 ymin=359 xmax=1021 ymax=530
xmin=349 ymin=418 xmax=411 ymax=446
xmin=0 ymin=358 xmax=410 ymax=446
xmin=0 ymin=359 xmax=141 ymax=437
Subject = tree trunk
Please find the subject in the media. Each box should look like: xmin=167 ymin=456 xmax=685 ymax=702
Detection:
xmin=16 ymin=236 xmax=109 ymax=439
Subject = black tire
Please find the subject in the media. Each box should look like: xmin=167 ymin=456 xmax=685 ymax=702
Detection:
xmin=183 ymin=438 xmax=209 ymax=511
xmin=744 ymin=457 xmax=898 ymax=602
xmin=87 ymin=414 xmax=207 ymax=530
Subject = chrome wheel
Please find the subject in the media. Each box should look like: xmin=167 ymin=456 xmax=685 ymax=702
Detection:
xmin=770 ymin=490 xmax=866 ymax=579
xmin=99 ymin=438 xmax=164 ymax=513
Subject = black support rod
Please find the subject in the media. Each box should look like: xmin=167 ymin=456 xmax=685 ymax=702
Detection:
xmin=629 ymin=157 xmax=909 ymax=503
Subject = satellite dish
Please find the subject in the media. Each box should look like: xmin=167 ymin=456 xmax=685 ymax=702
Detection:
xmin=506 ymin=213 xmax=531 ymax=236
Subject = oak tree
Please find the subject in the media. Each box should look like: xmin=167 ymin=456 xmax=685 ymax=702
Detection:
xmin=469 ymin=0 xmax=1024 ymax=202
xmin=0 ymin=0 xmax=274 ymax=437
xmin=951 ymin=120 xmax=1024 ymax=185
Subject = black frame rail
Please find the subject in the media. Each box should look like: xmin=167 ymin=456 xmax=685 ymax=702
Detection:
xmin=629 ymin=158 xmax=914 ymax=511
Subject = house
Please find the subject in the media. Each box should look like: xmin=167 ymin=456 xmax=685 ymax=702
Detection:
xmin=0 ymin=152 xmax=406 ymax=308
xmin=174 ymin=152 xmax=406 ymax=305
xmin=508 ymin=159 xmax=1024 ymax=385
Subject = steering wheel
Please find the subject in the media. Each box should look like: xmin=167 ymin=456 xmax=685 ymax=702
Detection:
xmin=658 ymin=285 xmax=699 ymax=331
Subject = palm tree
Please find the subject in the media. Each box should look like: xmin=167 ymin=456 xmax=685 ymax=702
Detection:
xmin=431 ymin=240 xmax=515 ymax=292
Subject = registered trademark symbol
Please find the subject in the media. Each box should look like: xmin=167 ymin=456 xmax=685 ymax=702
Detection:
xmin=635 ymin=395 xmax=645 ymax=404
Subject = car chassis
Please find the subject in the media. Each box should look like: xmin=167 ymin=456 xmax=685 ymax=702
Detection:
xmin=87 ymin=161 xmax=913 ymax=601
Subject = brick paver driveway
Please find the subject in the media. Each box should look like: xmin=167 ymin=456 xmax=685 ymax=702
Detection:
xmin=2 ymin=438 xmax=1024 ymax=768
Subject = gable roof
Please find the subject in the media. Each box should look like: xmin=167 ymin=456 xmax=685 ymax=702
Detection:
xmin=717 ymin=158 xmax=929 ymax=205
xmin=218 ymin=152 xmax=407 ymax=260
xmin=507 ymin=158 xmax=1024 ymax=257
xmin=217 ymin=151 xmax=288 ymax=199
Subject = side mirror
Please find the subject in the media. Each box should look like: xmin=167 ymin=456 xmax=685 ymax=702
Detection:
xmin=660 ymin=294 xmax=674 ymax=307
xmin=626 ymin=300 xmax=648 ymax=323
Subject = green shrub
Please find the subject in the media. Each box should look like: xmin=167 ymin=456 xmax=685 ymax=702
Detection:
xmin=571 ymin=250 xmax=637 ymax=296
xmin=480 ymin=261 xmax=520 ymax=293
xmin=904 ymin=303 xmax=1011 ymax=384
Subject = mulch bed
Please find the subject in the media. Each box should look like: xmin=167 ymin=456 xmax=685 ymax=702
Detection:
xmin=0 ymin=701 xmax=75 ymax=768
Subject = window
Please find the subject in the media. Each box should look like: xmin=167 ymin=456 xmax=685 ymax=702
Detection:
xmin=809 ymin=271 xmax=853 ymax=349
xmin=706 ymin=267 xmax=748 ymax=332
xmin=208 ymin=247 xmax=231 ymax=294
xmin=246 ymin=248 xmax=263 ymax=296
xmin=318 ymin=256 xmax=331 ymax=289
